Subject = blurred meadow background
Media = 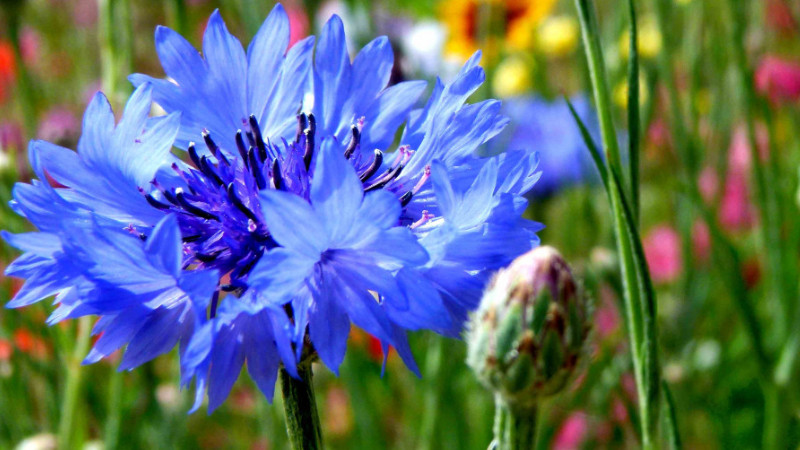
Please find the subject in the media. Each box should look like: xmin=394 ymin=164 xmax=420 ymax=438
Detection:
xmin=1 ymin=0 xmax=800 ymax=448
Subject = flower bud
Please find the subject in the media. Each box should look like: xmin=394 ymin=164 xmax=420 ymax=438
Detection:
xmin=467 ymin=246 xmax=589 ymax=410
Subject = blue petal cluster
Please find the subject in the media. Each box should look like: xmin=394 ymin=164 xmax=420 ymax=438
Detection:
xmin=4 ymin=4 xmax=543 ymax=412
xmin=494 ymin=95 xmax=602 ymax=196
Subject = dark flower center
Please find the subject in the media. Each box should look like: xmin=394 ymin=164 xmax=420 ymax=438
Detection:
xmin=137 ymin=113 xmax=430 ymax=312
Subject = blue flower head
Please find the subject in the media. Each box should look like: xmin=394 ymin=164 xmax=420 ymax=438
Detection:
xmin=5 ymin=4 xmax=544 ymax=413
xmin=495 ymin=95 xmax=602 ymax=196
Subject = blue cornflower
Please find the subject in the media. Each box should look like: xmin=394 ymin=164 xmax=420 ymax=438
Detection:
xmin=494 ymin=95 xmax=602 ymax=196
xmin=5 ymin=5 xmax=544 ymax=413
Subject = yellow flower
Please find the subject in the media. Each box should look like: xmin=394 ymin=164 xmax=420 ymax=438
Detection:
xmin=441 ymin=0 xmax=558 ymax=58
xmin=493 ymin=57 xmax=533 ymax=98
xmin=613 ymin=74 xmax=649 ymax=109
xmin=537 ymin=15 xmax=579 ymax=57
xmin=619 ymin=15 xmax=662 ymax=60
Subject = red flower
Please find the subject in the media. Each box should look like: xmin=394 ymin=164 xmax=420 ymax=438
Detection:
xmin=0 ymin=41 xmax=16 ymax=103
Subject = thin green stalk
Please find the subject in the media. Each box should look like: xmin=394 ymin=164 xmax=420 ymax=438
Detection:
xmin=724 ymin=2 xmax=793 ymax=445
xmin=419 ymin=338 xmax=445 ymax=450
xmin=762 ymin=384 xmax=788 ymax=450
xmin=166 ymin=0 xmax=188 ymax=36
xmin=652 ymin=0 xmax=701 ymax=310
xmin=57 ymin=316 xmax=93 ymax=450
xmin=572 ymin=1 xmax=661 ymax=446
xmin=653 ymin=0 xmax=772 ymax=384
xmin=626 ymin=0 xmax=640 ymax=222
xmin=495 ymin=397 xmax=537 ymax=450
xmin=280 ymin=364 xmax=323 ymax=450
xmin=104 ymin=365 xmax=123 ymax=450
xmin=492 ymin=394 xmax=507 ymax=450
xmin=568 ymin=98 xmax=660 ymax=448
xmin=574 ymin=0 xmax=624 ymax=183
xmin=726 ymin=0 xmax=788 ymax=338
xmin=661 ymin=380 xmax=682 ymax=450
xmin=685 ymin=183 xmax=771 ymax=376
xmin=99 ymin=0 xmax=134 ymax=108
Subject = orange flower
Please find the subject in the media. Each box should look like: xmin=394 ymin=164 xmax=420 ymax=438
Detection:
xmin=441 ymin=0 xmax=557 ymax=60
xmin=12 ymin=329 xmax=49 ymax=359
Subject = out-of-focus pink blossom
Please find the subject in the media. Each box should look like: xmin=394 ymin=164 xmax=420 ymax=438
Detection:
xmin=756 ymin=56 xmax=800 ymax=103
xmin=612 ymin=398 xmax=629 ymax=423
xmin=692 ymin=220 xmax=711 ymax=262
xmin=643 ymin=225 xmax=682 ymax=284
xmin=621 ymin=372 xmax=638 ymax=403
xmin=647 ymin=117 xmax=671 ymax=151
xmin=698 ymin=166 xmax=718 ymax=203
xmin=20 ymin=27 xmax=40 ymax=67
xmin=728 ymin=126 xmax=768 ymax=172
xmin=72 ymin=0 xmax=98 ymax=28
xmin=0 ymin=122 xmax=23 ymax=152
xmin=595 ymin=291 xmax=620 ymax=338
xmin=285 ymin=3 xmax=310 ymax=47
xmin=720 ymin=171 xmax=755 ymax=231
xmin=37 ymin=107 xmax=79 ymax=144
xmin=717 ymin=126 xmax=767 ymax=231
xmin=553 ymin=412 xmax=589 ymax=450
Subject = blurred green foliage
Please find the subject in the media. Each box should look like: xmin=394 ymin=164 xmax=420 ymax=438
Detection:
xmin=1 ymin=0 xmax=799 ymax=448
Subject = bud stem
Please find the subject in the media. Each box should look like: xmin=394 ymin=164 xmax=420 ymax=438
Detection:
xmin=280 ymin=364 xmax=323 ymax=450
xmin=493 ymin=396 xmax=538 ymax=450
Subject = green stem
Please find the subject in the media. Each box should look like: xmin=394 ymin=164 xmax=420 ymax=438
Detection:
xmin=762 ymin=384 xmax=787 ymax=450
xmin=166 ymin=0 xmax=188 ymax=36
xmin=280 ymin=364 xmax=323 ymax=450
xmin=573 ymin=1 xmax=661 ymax=447
xmin=57 ymin=316 xmax=93 ymax=450
xmin=104 ymin=365 xmax=123 ymax=450
xmin=99 ymin=0 xmax=133 ymax=108
xmin=495 ymin=397 xmax=537 ymax=450
xmin=492 ymin=394 xmax=507 ymax=450
xmin=574 ymin=0 xmax=623 ymax=184
xmin=419 ymin=338 xmax=445 ymax=450
xmin=626 ymin=0 xmax=640 ymax=223
xmin=661 ymin=380 xmax=682 ymax=450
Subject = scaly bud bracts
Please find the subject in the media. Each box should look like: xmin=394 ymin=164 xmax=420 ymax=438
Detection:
xmin=467 ymin=246 xmax=589 ymax=410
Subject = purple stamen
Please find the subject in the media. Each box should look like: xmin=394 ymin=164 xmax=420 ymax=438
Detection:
xmin=202 ymin=130 xmax=220 ymax=159
xmin=344 ymin=125 xmax=360 ymax=159
xmin=272 ymin=159 xmax=284 ymax=191
xmin=187 ymin=142 xmax=202 ymax=168
xmin=359 ymin=149 xmax=383 ymax=182
xmin=302 ymin=113 xmax=316 ymax=170
xmin=295 ymin=113 xmax=307 ymax=144
xmin=235 ymin=130 xmax=249 ymax=166
xmin=227 ymin=182 xmax=259 ymax=222
xmin=364 ymin=164 xmax=404 ymax=192
xmin=176 ymin=191 xmax=219 ymax=221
